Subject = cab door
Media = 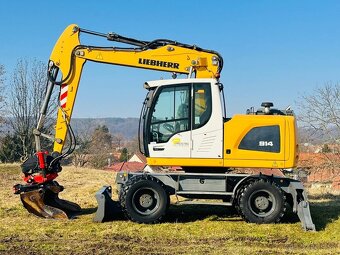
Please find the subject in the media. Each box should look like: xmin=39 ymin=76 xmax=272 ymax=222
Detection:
xmin=190 ymin=82 xmax=223 ymax=159
xmin=147 ymin=84 xmax=191 ymax=158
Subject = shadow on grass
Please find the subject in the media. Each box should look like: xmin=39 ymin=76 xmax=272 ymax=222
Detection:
xmin=79 ymin=196 xmax=339 ymax=229
xmin=67 ymin=207 xmax=98 ymax=219
xmin=270 ymin=195 xmax=340 ymax=230
xmin=281 ymin=194 xmax=340 ymax=230
xmin=163 ymin=204 xmax=241 ymax=223
xmin=78 ymin=204 xmax=125 ymax=221
xmin=78 ymin=207 xmax=98 ymax=215
xmin=309 ymin=195 xmax=340 ymax=231
xmin=79 ymin=204 xmax=241 ymax=223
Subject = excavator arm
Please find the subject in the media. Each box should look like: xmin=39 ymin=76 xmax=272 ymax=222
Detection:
xmin=48 ymin=24 xmax=222 ymax=154
xmin=14 ymin=24 xmax=223 ymax=219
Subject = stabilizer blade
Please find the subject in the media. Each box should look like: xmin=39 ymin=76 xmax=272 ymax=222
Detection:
xmin=93 ymin=185 xmax=123 ymax=222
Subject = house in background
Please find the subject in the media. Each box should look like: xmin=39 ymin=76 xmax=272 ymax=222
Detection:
xmin=106 ymin=152 xmax=181 ymax=172
xmin=128 ymin=152 xmax=147 ymax=164
xmin=106 ymin=152 xmax=146 ymax=172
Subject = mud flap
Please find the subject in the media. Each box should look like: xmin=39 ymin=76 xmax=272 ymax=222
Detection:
xmin=17 ymin=182 xmax=81 ymax=219
xmin=282 ymin=181 xmax=316 ymax=231
xmin=93 ymin=185 xmax=122 ymax=222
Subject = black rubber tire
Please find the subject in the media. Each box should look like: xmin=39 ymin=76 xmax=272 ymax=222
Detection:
xmin=119 ymin=175 xmax=168 ymax=224
xmin=234 ymin=180 xmax=254 ymax=215
xmin=239 ymin=180 xmax=287 ymax=224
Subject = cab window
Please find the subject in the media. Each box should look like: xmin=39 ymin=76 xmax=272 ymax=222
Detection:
xmin=150 ymin=85 xmax=190 ymax=143
xmin=193 ymin=83 xmax=212 ymax=129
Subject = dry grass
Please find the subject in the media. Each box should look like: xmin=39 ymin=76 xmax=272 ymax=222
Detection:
xmin=0 ymin=164 xmax=339 ymax=255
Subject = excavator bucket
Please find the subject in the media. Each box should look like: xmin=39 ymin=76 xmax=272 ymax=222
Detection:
xmin=16 ymin=182 xmax=81 ymax=219
xmin=20 ymin=189 xmax=68 ymax=219
xmin=93 ymin=185 xmax=123 ymax=222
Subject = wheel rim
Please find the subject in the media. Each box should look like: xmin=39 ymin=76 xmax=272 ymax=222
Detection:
xmin=248 ymin=189 xmax=276 ymax=217
xmin=131 ymin=187 xmax=160 ymax=215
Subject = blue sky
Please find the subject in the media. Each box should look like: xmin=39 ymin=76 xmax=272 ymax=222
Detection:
xmin=0 ymin=1 xmax=339 ymax=118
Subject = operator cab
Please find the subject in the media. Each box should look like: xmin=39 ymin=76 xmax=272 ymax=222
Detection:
xmin=140 ymin=78 xmax=225 ymax=162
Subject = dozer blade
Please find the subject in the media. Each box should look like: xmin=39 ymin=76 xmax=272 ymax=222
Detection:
xmin=93 ymin=185 xmax=123 ymax=222
xmin=19 ymin=183 xmax=81 ymax=219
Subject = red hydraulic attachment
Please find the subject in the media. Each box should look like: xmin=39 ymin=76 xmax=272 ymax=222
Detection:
xmin=37 ymin=151 xmax=47 ymax=169
xmin=14 ymin=151 xmax=81 ymax=219
xmin=22 ymin=151 xmax=58 ymax=184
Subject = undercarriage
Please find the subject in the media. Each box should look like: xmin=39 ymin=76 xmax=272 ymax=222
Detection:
xmin=95 ymin=171 xmax=316 ymax=231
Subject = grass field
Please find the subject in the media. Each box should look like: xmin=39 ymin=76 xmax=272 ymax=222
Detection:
xmin=0 ymin=164 xmax=339 ymax=255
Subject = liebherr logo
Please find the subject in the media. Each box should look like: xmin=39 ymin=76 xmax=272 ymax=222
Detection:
xmin=138 ymin=58 xmax=180 ymax=69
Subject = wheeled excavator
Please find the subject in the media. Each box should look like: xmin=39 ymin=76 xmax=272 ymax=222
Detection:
xmin=13 ymin=24 xmax=315 ymax=231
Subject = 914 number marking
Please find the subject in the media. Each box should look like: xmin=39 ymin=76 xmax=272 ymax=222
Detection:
xmin=259 ymin=141 xmax=274 ymax=147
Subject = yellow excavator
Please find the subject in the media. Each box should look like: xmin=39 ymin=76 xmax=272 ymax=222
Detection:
xmin=13 ymin=24 xmax=315 ymax=230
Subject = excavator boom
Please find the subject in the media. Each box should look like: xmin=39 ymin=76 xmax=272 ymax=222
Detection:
xmin=49 ymin=24 xmax=222 ymax=154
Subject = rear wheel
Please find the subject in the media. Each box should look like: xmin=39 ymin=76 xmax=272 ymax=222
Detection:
xmin=239 ymin=180 xmax=287 ymax=223
xmin=119 ymin=175 xmax=168 ymax=223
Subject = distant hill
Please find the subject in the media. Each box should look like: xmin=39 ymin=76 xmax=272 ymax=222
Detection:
xmin=297 ymin=125 xmax=339 ymax=145
xmin=71 ymin=117 xmax=139 ymax=139
xmin=0 ymin=117 xmax=140 ymax=140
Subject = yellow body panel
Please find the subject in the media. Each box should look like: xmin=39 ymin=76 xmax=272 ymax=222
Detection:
xmin=147 ymin=157 xmax=223 ymax=167
xmin=223 ymin=114 xmax=297 ymax=169
xmin=147 ymin=114 xmax=298 ymax=169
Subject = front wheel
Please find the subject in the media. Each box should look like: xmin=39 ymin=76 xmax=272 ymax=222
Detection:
xmin=119 ymin=175 xmax=168 ymax=223
xmin=239 ymin=180 xmax=287 ymax=224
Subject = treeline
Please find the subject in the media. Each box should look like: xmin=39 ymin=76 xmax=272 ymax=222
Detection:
xmin=0 ymin=59 xmax=54 ymax=162
xmin=0 ymin=59 xmax=138 ymax=167
xmin=70 ymin=124 xmax=139 ymax=168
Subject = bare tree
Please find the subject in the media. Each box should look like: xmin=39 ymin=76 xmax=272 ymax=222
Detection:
xmin=88 ymin=125 xmax=112 ymax=169
xmin=126 ymin=135 xmax=140 ymax=155
xmin=112 ymin=133 xmax=125 ymax=150
xmin=0 ymin=64 xmax=5 ymax=126
xmin=71 ymin=123 xmax=92 ymax=167
xmin=6 ymin=59 xmax=57 ymax=160
xmin=297 ymin=82 xmax=340 ymax=171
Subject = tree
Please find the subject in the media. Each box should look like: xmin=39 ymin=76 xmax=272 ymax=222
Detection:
xmin=119 ymin=147 xmax=129 ymax=162
xmin=112 ymin=133 xmax=125 ymax=150
xmin=88 ymin=125 xmax=113 ymax=168
xmin=71 ymin=124 xmax=92 ymax=167
xmin=126 ymin=135 xmax=140 ymax=156
xmin=5 ymin=59 xmax=57 ymax=161
xmin=322 ymin=144 xmax=331 ymax=153
xmin=0 ymin=64 xmax=5 ymax=128
xmin=297 ymin=82 xmax=340 ymax=170
xmin=0 ymin=133 xmax=21 ymax=163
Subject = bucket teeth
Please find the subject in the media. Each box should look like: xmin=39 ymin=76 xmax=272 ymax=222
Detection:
xmin=19 ymin=183 xmax=81 ymax=219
